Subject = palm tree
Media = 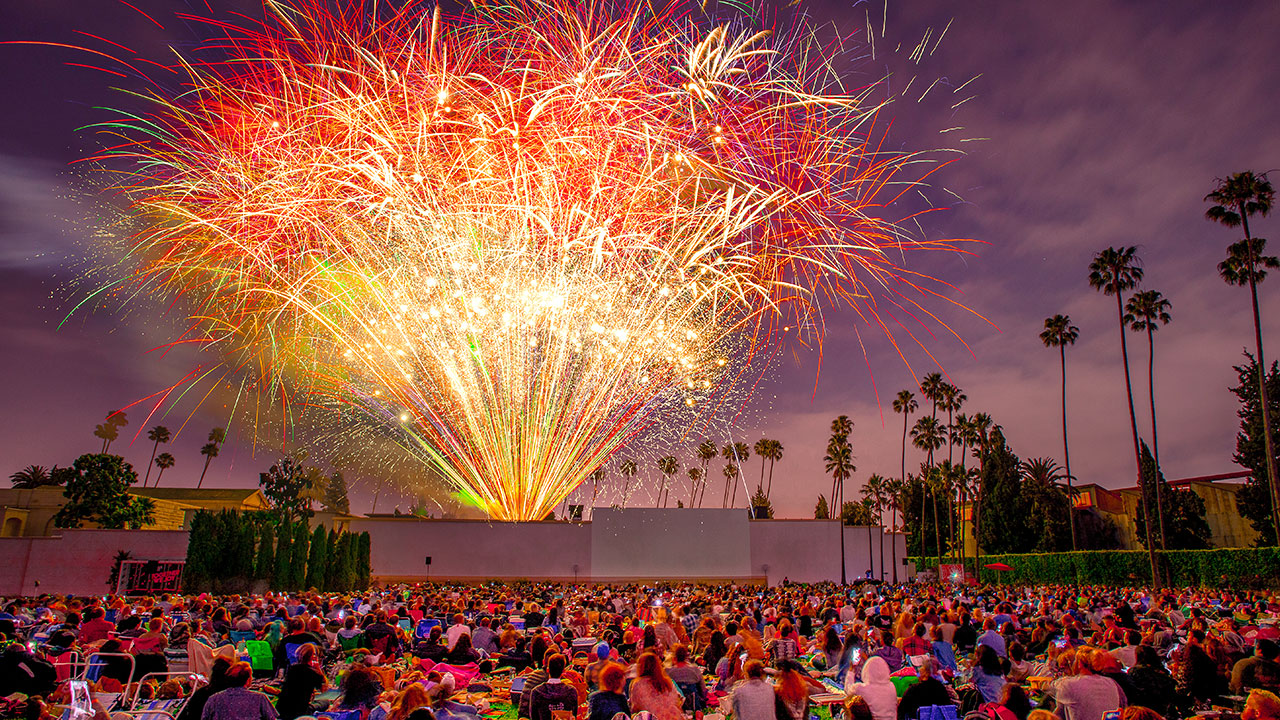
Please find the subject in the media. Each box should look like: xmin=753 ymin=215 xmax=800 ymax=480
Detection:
xmin=863 ymin=474 xmax=888 ymax=580
xmin=619 ymin=459 xmax=638 ymax=505
xmin=9 ymin=465 xmax=51 ymax=489
xmin=588 ymin=468 xmax=606 ymax=517
xmin=154 ymin=452 xmax=175 ymax=486
xmin=1089 ymin=246 xmax=1158 ymax=585
xmin=196 ymin=427 xmax=226 ymax=489
xmin=143 ymin=425 xmax=171 ymax=488
xmin=968 ymin=412 xmax=993 ymax=571
xmin=920 ymin=373 xmax=946 ymax=422
xmin=721 ymin=442 xmax=749 ymax=507
xmin=763 ymin=440 xmax=784 ymax=499
xmin=939 ymin=385 xmax=966 ymax=465
xmin=754 ymin=438 xmax=771 ymax=494
xmin=1208 ymin=171 xmax=1278 ymax=543
xmin=197 ymin=443 xmax=219 ymax=489
xmin=936 ymin=460 xmax=966 ymax=561
xmin=695 ymin=441 xmax=717 ymax=507
xmin=828 ymin=416 xmax=852 ymax=509
xmin=1040 ymin=314 xmax=1080 ymax=550
xmin=824 ymin=436 xmax=855 ymax=584
xmin=923 ymin=465 xmax=948 ymax=567
xmin=892 ymin=389 xmax=917 ymax=572
xmin=657 ymin=456 xmax=679 ymax=507
xmin=686 ymin=467 xmax=703 ymax=506
xmin=884 ymin=476 xmax=906 ymax=583
xmin=911 ymin=415 xmax=945 ymax=555
xmin=1126 ymin=290 xmax=1172 ymax=549
xmin=721 ymin=463 xmax=739 ymax=506
xmin=94 ymin=422 xmax=119 ymax=453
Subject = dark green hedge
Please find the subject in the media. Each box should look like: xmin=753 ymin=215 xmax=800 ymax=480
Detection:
xmin=910 ymin=547 xmax=1280 ymax=587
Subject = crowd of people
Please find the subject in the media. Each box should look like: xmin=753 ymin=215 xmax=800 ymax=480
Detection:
xmin=1 ymin=580 xmax=1279 ymax=720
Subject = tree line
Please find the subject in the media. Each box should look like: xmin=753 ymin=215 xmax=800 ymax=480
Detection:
xmin=804 ymin=172 xmax=1274 ymax=586
xmin=183 ymin=509 xmax=371 ymax=593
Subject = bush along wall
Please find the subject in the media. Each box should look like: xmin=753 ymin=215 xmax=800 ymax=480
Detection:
xmin=182 ymin=509 xmax=371 ymax=593
xmin=910 ymin=547 xmax=1280 ymax=588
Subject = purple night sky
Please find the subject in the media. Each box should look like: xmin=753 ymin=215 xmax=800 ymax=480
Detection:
xmin=0 ymin=0 xmax=1277 ymax=518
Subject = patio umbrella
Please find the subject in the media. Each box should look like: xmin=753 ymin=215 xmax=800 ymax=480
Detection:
xmin=984 ymin=562 xmax=1014 ymax=571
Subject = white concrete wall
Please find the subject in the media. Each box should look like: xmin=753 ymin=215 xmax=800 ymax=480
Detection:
xmin=347 ymin=517 xmax=592 ymax=582
xmin=0 ymin=513 xmax=909 ymax=595
xmin=0 ymin=529 xmax=189 ymax=597
xmin=748 ymin=519 xmax=841 ymax=584
xmin=590 ymin=508 xmax=750 ymax=580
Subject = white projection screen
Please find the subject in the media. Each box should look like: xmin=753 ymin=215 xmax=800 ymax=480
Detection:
xmin=589 ymin=508 xmax=751 ymax=580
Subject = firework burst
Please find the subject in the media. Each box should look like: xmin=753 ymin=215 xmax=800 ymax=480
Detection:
xmin=84 ymin=0 xmax=974 ymax=520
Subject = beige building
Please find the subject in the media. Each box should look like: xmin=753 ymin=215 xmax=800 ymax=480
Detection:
xmin=959 ymin=471 xmax=1259 ymax=553
xmin=0 ymin=487 xmax=276 ymax=536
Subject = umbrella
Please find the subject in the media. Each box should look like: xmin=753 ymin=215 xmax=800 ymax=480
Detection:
xmin=984 ymin=562 xmax=1014 ymax=571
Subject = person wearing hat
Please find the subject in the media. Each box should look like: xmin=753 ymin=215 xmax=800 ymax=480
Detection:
xmin=585 ymin=642 xmax=611 ymax=691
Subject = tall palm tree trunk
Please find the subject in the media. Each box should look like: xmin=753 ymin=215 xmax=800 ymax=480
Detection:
xmin=946 ymin=480 xmax=956 ymax=561
xmin=1243 ymin=211 xmax=1280 ymax=544
xmin=1117 ymin=292 xmax=1160 ymax=586
xmin=198 ymin=457 xmax=212 ymax=489
xmin=766 ymin=458 xmax=776 ymax=499
xmin=144 ymin=441 xmax=159 ymax=488
xmin=1147 ymin=325 xmax=1167 ymax=548
xmin=890 ymin=499 xmax=899 ymax=583
xmin=867 ymin=522 xmax=873 ymax=579
xmin=877 ymin=500 xmax=885 ymax=580
xmin=932 ymin=486 xmax=942 ymax=568
xmin=1060 ymin=345 xmax=1077 ymax=551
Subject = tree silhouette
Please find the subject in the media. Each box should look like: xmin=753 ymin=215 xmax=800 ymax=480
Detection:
xmin=1040 ymin=314 xmax=1080 ymax=550
xmin=196 ymin=427 xmax=225 ymax=489
xmin=1209 ymin=171 xmax=1278 ymax=542
xmin=1089 ymin=245 xmax=1158 ymax=586
xmin=1125 ymin=289 xmax=1172 ymax=548
xmin=153 ymin=453 xmax=175 ymax=487
xmin=143 ymin=425 xmax=171 ymax=488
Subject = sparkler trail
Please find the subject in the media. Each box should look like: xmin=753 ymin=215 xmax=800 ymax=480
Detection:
xmin=81 ymin=0 xmax=977 ymax=520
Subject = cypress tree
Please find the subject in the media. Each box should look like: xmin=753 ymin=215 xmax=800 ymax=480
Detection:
xmin=233 ymin=514 xmax=256 ymax=581
xmin=183 ymin=510 xmax=215 ymax=593
xmin=255 ymin=523 xmax=275 ymax=581
xmin=289 ymin=522 xmax=309 ymax=590
xmin=325 ymin=528 xmax=340 ymax=590
xmin=332 ymin=533 xmax=353 ymax=591
xmin=274 ymin=520 xmax=292 ymax=588
xmin=306 ymin=524 xmax=328 ymax=590
xmin=356 ymin=532 xmax=372 ymax=587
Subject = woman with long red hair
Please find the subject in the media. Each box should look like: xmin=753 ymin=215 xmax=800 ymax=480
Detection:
xmin=630 ymin=649 xmax=685 ymax=720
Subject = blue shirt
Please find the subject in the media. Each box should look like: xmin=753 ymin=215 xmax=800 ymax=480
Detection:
xmin=972 ymin=667 xmax=1005 ymax=703
xmin=931 ymin=641 xmax=957 ymax=671
xmin=977 ymin=629 xmax=1007 ymax=658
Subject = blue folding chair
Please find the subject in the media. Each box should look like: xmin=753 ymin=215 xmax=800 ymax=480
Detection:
xmin=285 ymin=642 xmax=304 ymax=665
xmin=229 ymin=630 xmax=256 ymax=645
xmin=415 ymin=618 xmax=440 ymax=639
xmin=675 ymin=682 xmax=705 ymax=713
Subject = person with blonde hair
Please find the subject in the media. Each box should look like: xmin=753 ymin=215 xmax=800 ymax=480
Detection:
xmin=388 ymin=684 xmax=433 ymax=720
xmin=1052 ymin=647 xmax=1126 ymax=720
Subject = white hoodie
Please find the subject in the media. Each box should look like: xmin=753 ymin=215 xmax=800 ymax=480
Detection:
xmin=847 ymin=656 xmax=899 ymax=720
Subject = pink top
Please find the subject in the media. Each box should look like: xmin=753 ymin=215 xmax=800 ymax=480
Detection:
xmin=629 ymin=679 xmax=685 ymax=720
xmin=131 ymin=634 xmax=166 ymax=654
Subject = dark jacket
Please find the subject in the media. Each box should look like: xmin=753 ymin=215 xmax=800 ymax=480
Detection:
xmin=898 ymin=677 xmax=954 ymax=720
